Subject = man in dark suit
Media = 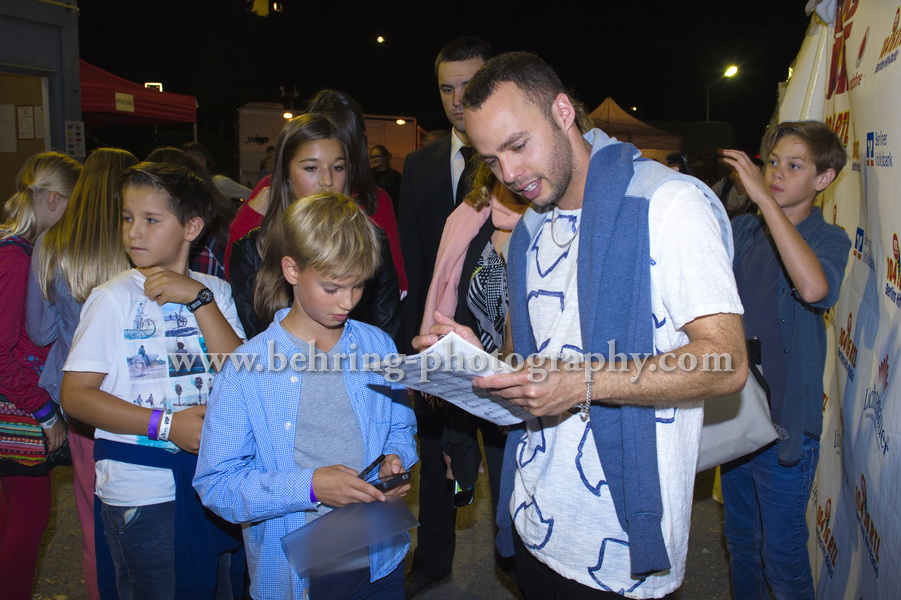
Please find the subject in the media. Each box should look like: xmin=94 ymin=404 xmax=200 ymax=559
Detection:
xmin=398 ymin=35 xmax=497 ymax=597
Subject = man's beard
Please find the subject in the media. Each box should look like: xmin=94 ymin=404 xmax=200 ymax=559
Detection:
xmin=533 ymin=125 xmax=574 ymax=209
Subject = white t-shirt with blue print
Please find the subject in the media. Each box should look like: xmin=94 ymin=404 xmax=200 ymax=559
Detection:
xmin=65 ymin=269 xmax=244 ymax=507
xmin=511 ymin=181 xmax=743 ymax=598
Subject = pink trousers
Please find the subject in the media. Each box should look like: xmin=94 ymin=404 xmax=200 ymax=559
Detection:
xmin=69 ymin=425 xmax=100 ymax=600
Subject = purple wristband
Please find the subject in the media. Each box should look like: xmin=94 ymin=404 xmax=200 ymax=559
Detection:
xmin=147 ymin=409 xmax=163 ymax=440
xmin=31 ymin=401 xmax=56 ymax=424
xmin=310 ymin=484 xmax=318 ymax=504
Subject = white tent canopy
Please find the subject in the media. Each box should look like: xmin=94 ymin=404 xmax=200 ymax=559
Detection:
xmin=589 ymin=97 xmax=681 ymax=161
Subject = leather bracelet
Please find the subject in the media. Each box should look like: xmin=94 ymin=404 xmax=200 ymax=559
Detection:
xmin=147 ymin=409 xmax=163 ymax=440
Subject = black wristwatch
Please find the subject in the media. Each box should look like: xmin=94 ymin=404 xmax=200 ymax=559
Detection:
xmin=186 ymin=287 xmax=214 ymax=312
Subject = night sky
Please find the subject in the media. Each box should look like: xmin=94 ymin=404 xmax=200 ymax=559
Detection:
xmin=77 ymin=0 xmax=813 ymax=157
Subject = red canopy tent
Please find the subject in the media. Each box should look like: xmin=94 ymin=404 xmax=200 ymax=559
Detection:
xmin=79 ymin=60 xmax=197 ymax=127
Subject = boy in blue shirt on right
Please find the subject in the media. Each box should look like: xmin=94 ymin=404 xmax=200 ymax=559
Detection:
xmin=721 ymin=121 xmax=851 ymax=599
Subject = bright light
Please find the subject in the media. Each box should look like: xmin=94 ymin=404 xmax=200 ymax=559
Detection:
xmin=144 ymin=82 xmax=163 ymax=92
xmin=724 ymin=65 xmax=738 ymax=77
xmin=631 ymin=106 xmax=638 ymax=112
xmin=396 ymin=119 xmax=406 ymax=125
xmin=377 ymin=36 xmax=385 ymax=43
xmin=283 ymin=112 xmax=293 ymax=119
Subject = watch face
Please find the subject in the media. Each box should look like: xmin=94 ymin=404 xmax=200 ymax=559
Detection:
xmin=188 ymin=288 xmax=214 ymax=312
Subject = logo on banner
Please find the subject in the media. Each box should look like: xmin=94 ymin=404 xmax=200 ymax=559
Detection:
xmin=829 ymin=390 xmax=841 ymax=452
xmin=866 ymin=131 xmax=893 ymax=167
xmin=826 ymin=112 xmax=851 ymax=146
xmin=875 ymin=8 xmax=901 ymax=74
xmin=829 ymin=391 xmax=851 ymax=487
xmin=838 ymin=312 xmax=858 ymax=380
xmin=852 ymin=139 xmax=862 ymax=171
xmin=885 ymin=233 xmax=901 ymax=307
xmin=854 ymin=227 xmax=875 ymax=270
xmin=816 ymin=498 xmax=839 ymax=576
xmin=855 ymin=474 xmax=882 ymax=575
xmin=863 ymin=356 xmax=891 ymax=455
xmin=827 ymin=0 xmax=860 ymax=98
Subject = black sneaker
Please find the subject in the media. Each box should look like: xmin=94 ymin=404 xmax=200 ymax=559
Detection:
xmin=404 ymin=570 xmax=451 ymax=599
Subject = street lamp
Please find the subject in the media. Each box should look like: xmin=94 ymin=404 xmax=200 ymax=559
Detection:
xmin=706 ymin=65 xmax=739 ymax=121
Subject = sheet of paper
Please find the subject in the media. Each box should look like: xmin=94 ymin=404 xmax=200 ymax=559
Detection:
xmin=376 ymin=332 xmax=530 ymax=425
xmin=281 ymin=497 xmax=417 ymax=574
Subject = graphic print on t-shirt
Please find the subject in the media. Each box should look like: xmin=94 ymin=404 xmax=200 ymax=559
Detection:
xmin=122 ymin=299 xmax=212 ymax=448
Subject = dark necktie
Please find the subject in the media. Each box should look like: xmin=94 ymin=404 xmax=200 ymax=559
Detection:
xmin=455 ymin=145 xmax=475 ymax=206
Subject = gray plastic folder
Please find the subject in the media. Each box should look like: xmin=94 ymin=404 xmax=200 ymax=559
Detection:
xmin=281 ymin=497 xmax=418 ymax=574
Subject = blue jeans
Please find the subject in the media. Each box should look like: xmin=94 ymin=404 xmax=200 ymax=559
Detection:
xmin=100 ymin=501 xmax=175 ymax=600
xmin=309 ymin=562 xmax=403 ymax=599
xmin=721 ymin=437 xmax=819 ymax=600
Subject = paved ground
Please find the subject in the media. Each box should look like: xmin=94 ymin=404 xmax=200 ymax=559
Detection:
xmin=32 ymin=461 xmax=732 ymax=600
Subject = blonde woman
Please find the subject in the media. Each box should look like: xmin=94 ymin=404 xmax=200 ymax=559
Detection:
xmin=0 ymin=151 xmax=81 ymax=599
xmin=26 ymin=147 xmax=137 ymax=600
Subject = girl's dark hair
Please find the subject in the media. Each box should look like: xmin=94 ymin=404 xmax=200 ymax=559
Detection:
xmin=182 ymin=141 xmax=219 ymax=175
xmin=665 ymin=153 xmax=690 ymax=174
xmin=306 ymin=89 xmax=377 ymax=215
xmin=145 ymin=146 xmax=236 ymax=246
xmin=256 ymin=113 xmax=340 ymax=262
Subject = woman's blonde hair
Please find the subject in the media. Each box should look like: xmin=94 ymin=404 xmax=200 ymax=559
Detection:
xmin=38 ymin=148 xmax=137 ymax=302
xmin=1 ymin=152 xmax=81 ymax=242
xmin=253 ymin=193 xmax=382 ymax=326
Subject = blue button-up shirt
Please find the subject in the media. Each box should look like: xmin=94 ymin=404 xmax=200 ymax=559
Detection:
xmin=733 ymin=207 xmax=850 ymax=465
xmin=194 ymin=309 xmax=416 ymax=599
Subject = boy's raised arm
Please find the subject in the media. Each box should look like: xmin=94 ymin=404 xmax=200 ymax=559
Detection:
xmin=722 ymin=149 xmax=832 ymax=304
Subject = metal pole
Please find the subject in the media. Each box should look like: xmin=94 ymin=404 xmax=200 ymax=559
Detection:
xmin=706 ymin=83 xmax=712 ymax=122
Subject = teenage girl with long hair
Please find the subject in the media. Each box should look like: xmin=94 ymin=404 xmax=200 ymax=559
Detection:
xmin=230 ymin=113 xmax=401 ymax=339
xmin=225 ymin=90 xmax=407 ymax=297
xmin=0 ymin=151 xmax=81 ymax=599
xmin=26 ymin=147 xmax=137 ymax=600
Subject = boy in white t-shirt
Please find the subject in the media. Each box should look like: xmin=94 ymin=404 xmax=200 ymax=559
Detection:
xmin=61 ymin=162 xmax=245 ymax=599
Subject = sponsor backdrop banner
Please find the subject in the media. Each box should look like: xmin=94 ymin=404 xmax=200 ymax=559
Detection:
xmin=778 ymin=2 xmax=900 ymax=598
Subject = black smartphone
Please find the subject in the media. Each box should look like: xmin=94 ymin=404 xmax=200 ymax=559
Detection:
xmin=373 ymin=472 xmax=411 ymax=492
xmin=452 ymin=480 xmax=474 ymax=508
